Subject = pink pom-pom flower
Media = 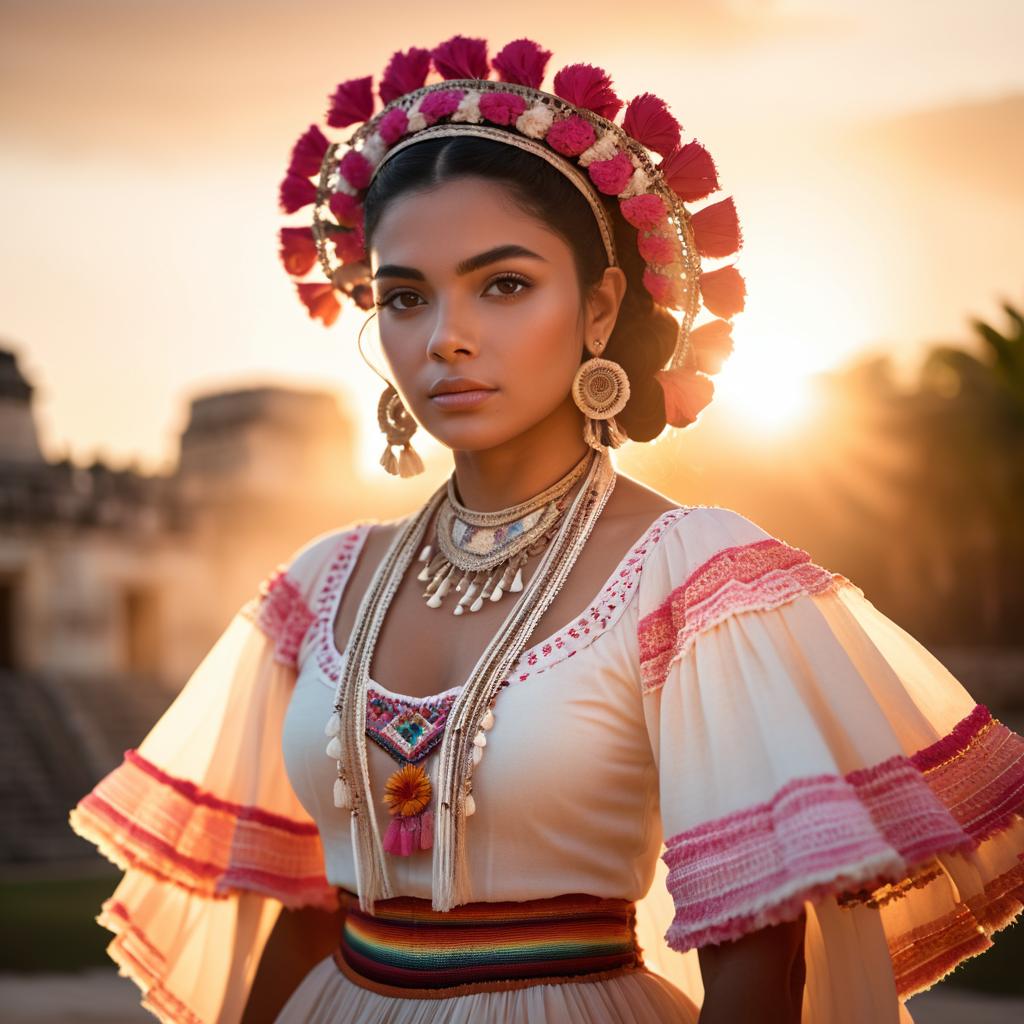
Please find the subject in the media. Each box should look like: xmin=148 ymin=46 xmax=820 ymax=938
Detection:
xmin=279 ymin=227 xmax=317 ymax=277
xmin=338 ymin=150 xmax=373 ymax=190
xmin=619 ymin=193 xmax=668 ymax=231
xmin=546 ymin=114 xmax=596 ymax=157
xmin=327 ymin=76 xmax=375 ymax=128
xmin=588 ymin=151 xmax=634 ymax=196
xmin=622 ymin=93 xmax=681 ymax=157
xmin=699 ymin=264 xmax=746 ymax=318
xmin=690 ymin=196 xmax=742 ymax=258
xmin=377 ymin=107 xmax=409 ymax=145
xmin=420 ymin=89 xmax=466 ymax=125
xmin=379 ymin=47 xmax=432 ymax=105
xmin=431 ymin=35 xmax=490 ymax=81
xmin=491 ymin=38 xmax=553 ymax=88
xmin=478 ymin=92 xmax=527 ymax=126
xmin=296 ymin=282 xmax=341 ymax=327
xmin=552 ymin=64 xmax=623 ymax=121
xmin=279 ymin=171 xmax=317 ymax=213
xmin=660 ymin=141 xmax=719 ymax=202
xmin=642 ymin=266 xmax=680 ymax=306
xmin=637 ymin=232 xmax=676 ymax=265
xmin=287 ymin=125 xmax=329 ymax=178
xmin=655 ymin=366 xmax=715 ymax=427
xmin=329 ymin=193 xmax=362 ymax=229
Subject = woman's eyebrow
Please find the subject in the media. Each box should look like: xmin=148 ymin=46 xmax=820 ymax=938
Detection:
xmin=373 ymin=244 xmax=548 ymax=282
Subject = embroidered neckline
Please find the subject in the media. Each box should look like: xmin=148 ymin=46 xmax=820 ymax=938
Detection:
xmin=309 ymin=506 xmax=693 ymax=700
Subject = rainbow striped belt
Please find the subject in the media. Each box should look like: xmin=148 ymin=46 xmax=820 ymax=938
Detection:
xmin=333 ymin=889 xmax=646 ymax=998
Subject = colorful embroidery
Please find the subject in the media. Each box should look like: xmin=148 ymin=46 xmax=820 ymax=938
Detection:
xmin=240 ymin=565 xmax=316 ymax=668
xmin=638 ymin=536 xmax=851 ymax=693
xmin=365 ymin=687 xmax=458 ymax=763
xmin=660 ymin=703 xmax=1024 ymax=957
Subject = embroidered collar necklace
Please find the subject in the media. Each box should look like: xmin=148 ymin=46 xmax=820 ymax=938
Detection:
xmin=416 ymin=448 xmax=592 ymax=614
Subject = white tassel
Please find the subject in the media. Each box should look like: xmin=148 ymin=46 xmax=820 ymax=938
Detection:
xmin=326 ymin=736 xmax=342 ymax=758
xmin=470 ymin=595 xmax=484 ymax=612
xmin=427 ymin=591 xmax=444 ymax=608
xmin=324 ymin=711 xmax=341 ymax=737
xmin=473 ymin=730 xmax=487 ymax=747
xmin=510 ymin=567 xmax=524 ymax=592
xmin=481 ymin=707 xmax=495 ymax=731
xmin=334 ymin=776 xmax=352 ymax=808
xmin=471 ymin=744 xmax=483 ymax=766
xmin=464 ymin=793 xmax=476 ymax=817
xmin=418 ymin=544 xmax=432 ymax=562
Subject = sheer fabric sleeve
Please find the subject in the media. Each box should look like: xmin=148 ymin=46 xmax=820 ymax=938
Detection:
xmin=635 ymin=506 xmax=1024 ymax=1024
xmin=68 ymin=528 xmax=348 ymax=1024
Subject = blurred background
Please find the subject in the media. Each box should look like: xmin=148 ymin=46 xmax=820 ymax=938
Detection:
xmin=1 ymin=1 xmax=1022 ymax=1020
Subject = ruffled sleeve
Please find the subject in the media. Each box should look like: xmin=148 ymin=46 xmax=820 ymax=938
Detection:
xmin=68 ymin=528 xmax=349 ymax=1024
xmin=635 ymin=506 xmax=1024 ymax=1023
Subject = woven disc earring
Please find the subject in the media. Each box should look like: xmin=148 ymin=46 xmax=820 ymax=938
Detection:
xmin=572 ymin=343 xmax=631 ymax=451
xmin=378 ymin=384 xmax=425 ymax=477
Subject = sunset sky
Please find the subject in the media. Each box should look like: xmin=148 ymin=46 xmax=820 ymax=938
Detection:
xmin=2 ymin=0 xmax=1022 ymax=475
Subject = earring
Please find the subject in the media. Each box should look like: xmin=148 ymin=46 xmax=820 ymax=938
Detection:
xmin=378 ymin=383 xmax=424 ymax=477
xmin=572 ymin=340 xmax=631 ymax=451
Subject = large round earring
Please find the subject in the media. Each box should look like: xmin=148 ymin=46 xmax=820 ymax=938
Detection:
xmin=378 ymin=383 xmax=425 ymax=477
xmin=572 ymin=346 xmax=631 ymax=451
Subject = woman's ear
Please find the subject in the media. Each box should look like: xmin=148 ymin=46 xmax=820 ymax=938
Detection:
xmin=585 ymin=266 xmax=628 ymax=347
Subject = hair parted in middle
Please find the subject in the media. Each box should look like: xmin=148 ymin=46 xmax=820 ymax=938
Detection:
xmin=362 ymin=133 xmax=681 ymax=443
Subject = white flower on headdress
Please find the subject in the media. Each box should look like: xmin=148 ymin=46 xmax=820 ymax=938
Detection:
xmin=577 ymin=132 xmax=620 ymax=167
xmin=618 ymin=168 xmax=651 ymax=199
xmin=515 ymin=102 xmax=555 ymax=139
xmin=360 ymin=132 xmax=388 ymax=167
xmin=451 ymin=90 xmax=484 ymax=124
xmin=407 ymin=97 xmax=427 ymax=133
xmin=333 ymin=175 xmax=358 ymax=197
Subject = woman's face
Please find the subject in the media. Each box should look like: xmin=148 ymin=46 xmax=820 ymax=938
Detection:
xmin=368 ymin=176 xmax=616 ymax=453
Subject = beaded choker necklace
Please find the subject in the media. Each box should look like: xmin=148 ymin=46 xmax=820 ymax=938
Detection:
xmin=416 ymin=449 xmax=593 ymax=614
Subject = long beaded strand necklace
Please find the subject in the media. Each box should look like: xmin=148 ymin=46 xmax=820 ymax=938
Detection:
xmin=325 ymin=447 xmax=617 ymax=912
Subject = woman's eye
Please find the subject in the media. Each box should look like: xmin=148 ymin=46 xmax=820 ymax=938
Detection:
xmin=376 ymin=273 xmax=531 ymax=312
xmin=484 ymin=273 xmax=531 ymax=298
xmin=376 ymin=289 xmax=422 ymax=312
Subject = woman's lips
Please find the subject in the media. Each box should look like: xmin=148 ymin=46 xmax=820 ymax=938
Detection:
xmin=429 ymin=389 xmax=497 ymax=410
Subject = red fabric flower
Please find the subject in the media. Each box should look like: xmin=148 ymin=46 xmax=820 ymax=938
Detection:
xmin=278 ymin=171 xmax=317 ymax=213
xmin=642 ymin=267 xmax=676 ymax=306
xmin=699 ymin=264 xmax=746 ymax=318
xmin=546 ymin=114 xmax=596 ymax=156
xmin=588 ymin=151 xmax=633 ymax=195
xmin=655 ymin=366 xmax=715 ymax=427
xmin=378 ymin=107 xmax=409 ymax=145
xmin=660 ymin=141 xmax=719 ymax=202
xmin=431 ymin=35 xmax=490 ymax=81
xmin=478 ymin=91 xmax=527 ymax=126
xmin=379 ymin=47 xmax=432 ymax=105
xmin=638 ymin=232 xmax=676 ymax=265
xmin=329 ymin=193 xmax=362 ymax=229
xmin=619 ymin=193 xmax=668 ymax=231
xmin=552 ymin=64 xmax=623 ymax=120
xmin=622 ymin=93 xmax=681 ymax=157
xmin=296 ymin=283 xmax=341 ymax=327
xmin=420 ymin=89 xmax=466 ymax=125
xmin=327 ymin=76 xmax=375 ymax=128
xmin=338 ymin=150 xmax=372 ymax=190
xmin=279 ymin=227 xmax=317 ymax=277
xmin=492 ymin=38 xmax=553 ymax=88
xmin=287 ymin=125 xmax=329 ymax=178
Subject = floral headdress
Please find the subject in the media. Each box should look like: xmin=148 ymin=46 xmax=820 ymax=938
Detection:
xmin=278 ymin=35 xmax=746 ymax=428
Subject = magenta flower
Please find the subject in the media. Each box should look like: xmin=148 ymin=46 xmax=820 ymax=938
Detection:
xmin=637 ymin=232 xmax=676 ymax=265
xmin=338 ymin=150 xmax=372 ymax=190
xmin=377 ymin=107 xmax=409 ymax=145
xmin=420 ymin=89 xmax=465 ymax=125
xmin=478 ymin=92 xmax=527 ymax=126
xmin=619 ymin=193 xmax=668 ymax=231
xmin=546 ymin=114 xmax=596 ymax=157
xmin=329 ymin=193 xmax=362 ymax=229
xmin=588 ymin=151 xmax=634 ymax=195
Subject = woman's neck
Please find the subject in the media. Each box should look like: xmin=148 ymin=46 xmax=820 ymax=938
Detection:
xmin=450 ymin=400 xmax=596 ymax=511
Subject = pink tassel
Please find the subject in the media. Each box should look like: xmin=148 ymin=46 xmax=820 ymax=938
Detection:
xmin=690 ymin=196 xmax=742 ymax=258
xmin=699 ymin=264 xmax=746 ymax=318
xmin=688 ymin=319 xmax=734 ymax=375
xmin=383 ymin=816 xmax=403 ymax=855
xmin=279 ymin=227 xmax=317 ymax=277
xmin=655 ymin=367 xmax=715 ymax=427
xmin=383 ymin=810 xmax=435 ymax=856
xmin=326 ymin=76 xmax=375 ymax=128
xmin=619 ymin=193 xmax=669 ymax=232
xmin=329 ymin=193 xmax=362 ymax=229
xmin=287 ymin=125 xmax=329 ymax=178
xmin=333 ymin=223 xmax=366 ymax=264
xmin=660 ymin=141 xmax=720 ymax=202
xmin=622 ymin=93 xmax=681 ymax=157
xmin=338 ymin=150 xmax=373 ymax=191
xmin=552 ymin=64 xmax=623 ymax=121
xmin=492 ymin=38 xmax=553 ymax=88
xmin=379 ymin=47 xmax=432 ymax=104
xmin=420 ymin=808 xmax=434 ymax=850
xmin=296 ymin=283 xmax=341 ymax=328
xmin=431 ymin=35 xmax=490 ymax=81
xmin=278 ymin=171 xmax=316 ymax=214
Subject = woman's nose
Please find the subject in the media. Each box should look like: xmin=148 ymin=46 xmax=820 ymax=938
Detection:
xmin=425 ymin=303 xmax=478 ymax=362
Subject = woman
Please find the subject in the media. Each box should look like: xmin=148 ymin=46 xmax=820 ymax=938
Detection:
xmin=69 ymin=35 xmax=1024 ymax=1024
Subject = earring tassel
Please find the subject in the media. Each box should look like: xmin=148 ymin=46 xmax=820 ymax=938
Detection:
xmin=397 ymin=443 xmax=424 ymax=477
xmin=380 ymin=444 xmax=399 ymax=475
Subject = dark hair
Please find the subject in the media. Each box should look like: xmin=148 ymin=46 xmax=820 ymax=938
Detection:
xmin=362 ymin=135 xmax=677 ymax=442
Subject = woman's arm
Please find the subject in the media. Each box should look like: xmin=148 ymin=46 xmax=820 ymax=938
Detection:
xmin=697 ymin=909 xmax=807 ymax=1024
xmin=240 ymin=902 xmax=345 ymax=1024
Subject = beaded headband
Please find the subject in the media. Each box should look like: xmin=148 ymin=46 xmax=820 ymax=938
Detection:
xmin=278 ymin=36 xmax=747 ymax=427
